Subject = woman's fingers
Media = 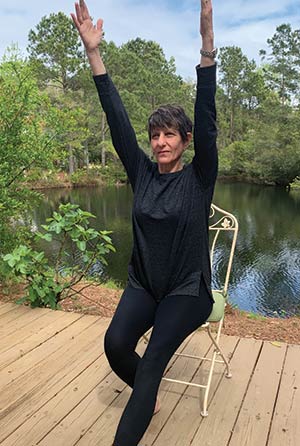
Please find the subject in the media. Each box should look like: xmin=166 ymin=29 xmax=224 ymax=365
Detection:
xmin=96 ymin=18 xmax=104 ymax=34
xmin=97 ymin=19 xmax=105 ymax=41
xmin=201 ymin=0 xmax=212 ymax=8
xmin=75 ymin=2 xmax=83 ymax=24
xmin=70 ymin=12 xmax=81 ymax=32
xmin=80 ymin=0 xmax=91 ymax=21
xmin=201 ymin=0 xmax=213 ymax=17
xmin=200 ymin=0 xmax=213 ymax=37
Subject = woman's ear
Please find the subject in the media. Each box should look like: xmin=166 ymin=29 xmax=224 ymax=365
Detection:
xmin=184 ymin=132 xmax=193 ymax=149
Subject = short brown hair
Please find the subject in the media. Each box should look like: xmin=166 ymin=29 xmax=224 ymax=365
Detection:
xmin=148 ymin=105 xmax=192 ymax=143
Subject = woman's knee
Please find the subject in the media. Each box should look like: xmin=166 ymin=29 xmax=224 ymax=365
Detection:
xmin=104 ymin=324 xmax=133 ymax=361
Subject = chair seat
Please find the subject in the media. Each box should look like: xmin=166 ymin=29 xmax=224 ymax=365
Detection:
xmin=208 ymin=290 xmax=226 ymax=322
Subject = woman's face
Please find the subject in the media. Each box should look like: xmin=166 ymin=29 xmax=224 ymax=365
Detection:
xmin=150 ymin=127 xmax=192 ymax=173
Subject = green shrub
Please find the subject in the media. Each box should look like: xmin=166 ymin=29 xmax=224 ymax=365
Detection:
xmin=3 ymin=203 xmax=115 ymax=309
xmin=290 ymin=176 xmax=300 ymax=190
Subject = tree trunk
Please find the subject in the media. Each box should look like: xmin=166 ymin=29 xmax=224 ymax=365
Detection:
xmin=281 ymin=75 xmax=285 ymax=106
xmin=84 ymin=141 xmax=89 ymax=169
xmin=230 ymin=102 xmax=234 ymax=143
xmin=68 ymin=145 xmax=75 ymax=175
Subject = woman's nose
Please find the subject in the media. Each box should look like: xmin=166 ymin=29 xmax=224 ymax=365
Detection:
xmin=158 ymin=134 xmax=166 ymax=145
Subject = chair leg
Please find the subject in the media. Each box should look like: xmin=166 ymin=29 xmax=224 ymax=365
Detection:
xmin=201 ymin=321 xmax=232 ymax=417
xmin=201 ymin=347 xmax=218 ymax=417
xmin=207 ymin=321 xmax=232 ymax=378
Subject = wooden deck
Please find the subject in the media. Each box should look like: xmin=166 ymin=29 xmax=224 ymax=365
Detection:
xmin=0 ymin=302 xmax=299 ymax=446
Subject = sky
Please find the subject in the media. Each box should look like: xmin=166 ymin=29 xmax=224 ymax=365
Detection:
xmin=0 ymin=0 xmax=300 ymax=80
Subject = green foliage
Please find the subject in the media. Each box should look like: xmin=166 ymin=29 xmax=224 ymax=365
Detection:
xmin=96 ymin=38 xmax=195 ymax=168
xmin=103 ymin=279 xmax=122 ymax=290
xmin=98 ymin=160 xmax=128 ymax=185
xmin=244 ymin=101 xmax=300 ymax=185
xmin=49 ymin=94 xmax=91 ymax=173
xmin=0 ymin=51 xmax=57 ymax=260
xmin=70 ymin=167 xmax=103 ymax=186
xmin=2 ymin=18 xmax=300 ymax=192
xmin=219 ymin=141 xmax=252 ymax=176
xmin=27 ymin=12 xmax=84 ymax=92
xmin=3 ymin=203 xmax=116 ymax=309
xmin=217 ymin=31 xmax=300 ymax=185
xmin=290 ymin=177 xmax=300 ymax=190
xmin=218 ymin=46 xmax=267 ymax=144
xmin=260 ymin=24 xmax=300 ymax=104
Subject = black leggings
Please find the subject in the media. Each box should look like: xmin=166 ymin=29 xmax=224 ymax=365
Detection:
xmin=104 ymin=280 xmax=213 ymax=446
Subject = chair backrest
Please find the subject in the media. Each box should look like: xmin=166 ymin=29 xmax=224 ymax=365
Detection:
xmin=209 ymin=204 xmax=239 ymax=296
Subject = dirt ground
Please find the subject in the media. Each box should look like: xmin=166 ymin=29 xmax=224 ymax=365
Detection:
xmin=1 ymin=282 xmax=300 ymax=345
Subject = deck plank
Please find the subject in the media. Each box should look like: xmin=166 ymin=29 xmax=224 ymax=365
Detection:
xmin=151 ymin=334 xmax=238 ymax=446
xmin=227 ymin=341 xmax=287 ymax=446
xmin=0 ymin=316 xmax=107 ymax=442
xmin=0 ymin=309 xmax=66 ymax=358
xmin=73 ymin=333 xmax=198 ymax=446
xmin=267 ymin=344 xmax=300 ymax=446
xmin=37 ymin=336 xmax=151 ymax=446
xmin=1 ymin=354 xmax=111 ymax=446
xmin=0 ymin=306 xmax=52 ymax=342
xmin=0 ymin=305 xmax=298 ymax=446
xmin=0 ymin=304 xmax=31 ymax=325
xmin=0 ymin=303 xmax=19 ymax=316
xmin=190 ymin=337 xmax=262 ymax=446
xmin=0 ymin=312 xmax=86 ymax=383
xmin=144 ymin=330 xmax=217 ymax=446
xmin=37 ymin=346 xmax=144 ymax=446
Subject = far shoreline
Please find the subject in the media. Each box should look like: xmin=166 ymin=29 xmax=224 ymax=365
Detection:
xmin=22 ymin=170 xmax=293 ymax=191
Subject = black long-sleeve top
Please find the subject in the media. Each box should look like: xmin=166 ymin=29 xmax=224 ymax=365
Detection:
xmin=94 ymin=64 xmax=218 ymax=301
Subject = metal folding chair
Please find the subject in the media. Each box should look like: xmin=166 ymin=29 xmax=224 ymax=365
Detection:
xmin=143 ymin=203 xmax=239 ymax=417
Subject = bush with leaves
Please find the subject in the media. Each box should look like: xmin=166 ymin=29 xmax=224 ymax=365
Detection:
xmin=290 ymin=177 xmax=300 ymax=190
xmin=3 ymin=203 xmax=115 ymax=309
xmin=0 ymin=49 xmax=59 ymax=267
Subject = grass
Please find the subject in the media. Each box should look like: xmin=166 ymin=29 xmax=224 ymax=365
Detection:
xmin=102 ymin=279 xmax=122 ymax=290
xmin=245 ymin=312 xmax=268 ymax=321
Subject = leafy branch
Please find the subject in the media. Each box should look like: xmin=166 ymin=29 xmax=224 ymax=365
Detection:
xmin=2 ymin=203 xmax=116 ymax=309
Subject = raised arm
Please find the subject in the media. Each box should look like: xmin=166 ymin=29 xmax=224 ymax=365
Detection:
xmin=193 ymin=0 xmax=218 ymax=187
xmin=71 ymin=0 xmax=105 ymax=76
xmin=71 ymin=0 xmax=146 ymax=189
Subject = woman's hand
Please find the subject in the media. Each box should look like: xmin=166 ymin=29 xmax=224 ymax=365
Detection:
xmin=71 ymin=0 xmax=104 ymax=54
xmin=200 ymin=0 xmax=215 ymax=66
xmin=200 ymin=0 xmax=214 ymax=44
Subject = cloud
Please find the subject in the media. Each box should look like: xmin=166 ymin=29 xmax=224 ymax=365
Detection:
xmin=0 ymin=0 xmax=299 ymax=79
xmin=2 ymin=8 xmax=27 ymax=16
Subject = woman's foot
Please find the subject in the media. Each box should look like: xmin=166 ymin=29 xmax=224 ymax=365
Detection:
xmin=153 ymin=397 xmax=161 ymax=415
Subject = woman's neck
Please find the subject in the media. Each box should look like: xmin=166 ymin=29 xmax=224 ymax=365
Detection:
xmin=158 ymin=159 xmax=184 ymax=174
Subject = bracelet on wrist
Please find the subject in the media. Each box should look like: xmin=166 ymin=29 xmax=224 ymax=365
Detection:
xmin=200 ymin=48 xmax=218 ymax=59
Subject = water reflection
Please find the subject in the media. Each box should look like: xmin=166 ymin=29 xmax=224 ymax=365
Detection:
xmin=33 ymin=182 xmax=300 ymax=317
xmin=213 ymin=182 xmax=300 ymax=316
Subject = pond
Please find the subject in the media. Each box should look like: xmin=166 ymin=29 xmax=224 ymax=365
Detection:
xmin=32 ymin=181 xmax=300 ymax=317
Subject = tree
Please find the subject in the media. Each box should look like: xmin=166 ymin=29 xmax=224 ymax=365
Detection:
xmin=51 ymin=99 xmax=90 ymax=174
xmin=260 ymin=24 xmax=300 ymax=105
xmin=122 ymin=38 xmax=183 ymax=110
xmin=0 ymin=53 xmax=57 ymax=259
xmin=27 ymin=12 xmax=84 ymax=92
xmin=246 ymin=99 xmax=300 ymax=185
xmin=27 ymin=12 xmax=91 ymax=173
xmin=84 ymin=38 xmax=195 ymax=166
xmin=218 ymin=46 xmax=262 ymax=143
xmin=241 ymin=64 xmax=267 ymax=110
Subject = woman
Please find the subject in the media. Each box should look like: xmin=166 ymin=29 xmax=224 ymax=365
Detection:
xmin=71 ymin=1 xmax=218 ymax=445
